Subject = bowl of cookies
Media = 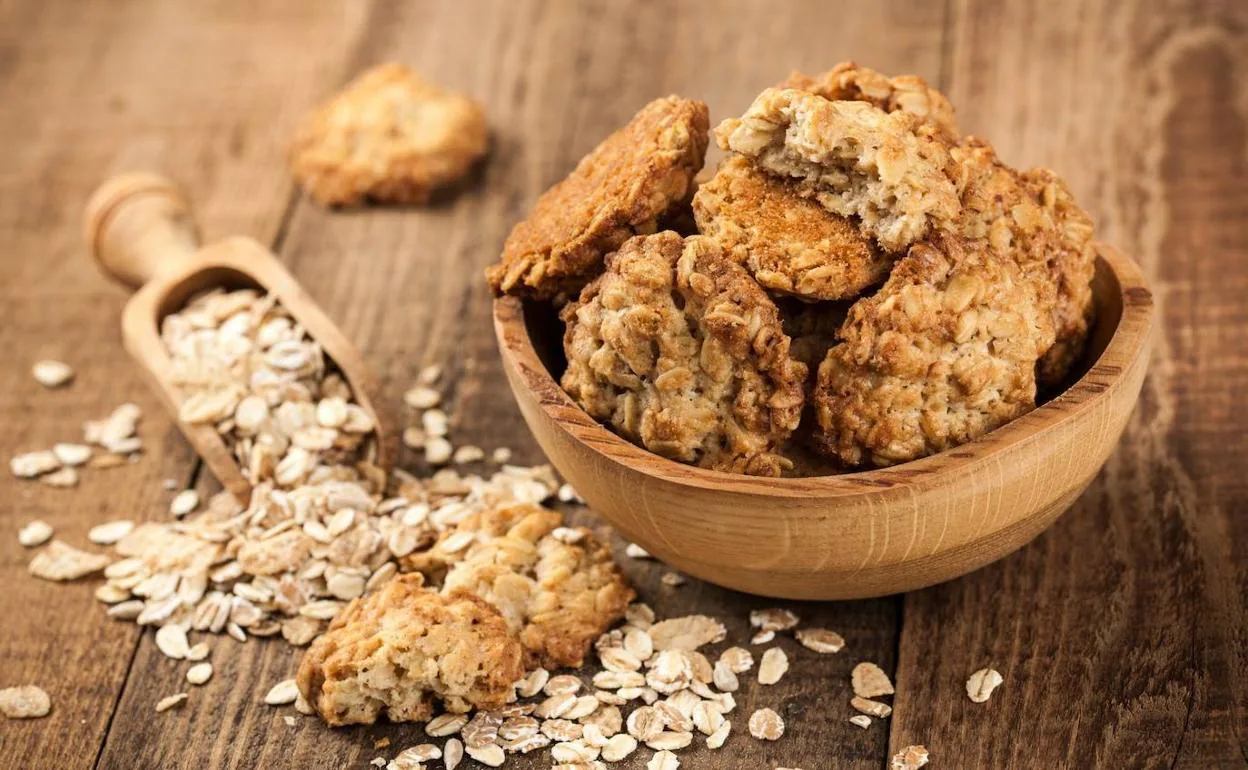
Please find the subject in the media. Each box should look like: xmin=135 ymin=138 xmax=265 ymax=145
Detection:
xmin=489 ymin=63 xmax=1154 ymax=600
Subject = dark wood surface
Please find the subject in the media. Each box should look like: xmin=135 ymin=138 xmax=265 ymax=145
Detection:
xmin=0 ymin=1 xmax=1244 ymax=768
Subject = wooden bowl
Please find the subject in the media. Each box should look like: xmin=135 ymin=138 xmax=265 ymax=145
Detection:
xmin=493 ymin=243 xmax=1154 ymax=599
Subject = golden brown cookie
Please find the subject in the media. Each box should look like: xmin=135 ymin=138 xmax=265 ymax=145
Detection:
xmin=812 ymin=237 xmax=1054 ymax=466
xmin=404 ymin=503 xmax=634 ymax=669
xmin=693 ymin=155 xmax=892 ymax=301
xmin=560 ymin=232 xmax=807 ymax=476
xmin=715 ymin=88 xmax=959 ymax=254
xmin=289 ymin=63 xmax=488 ymax=206
xmin=949 ymin=139 xmax=1095 ymax=386
xmin=485 ymin=96 xmax=710 ymax=299
xmin=778 ymin=62 xmax=959 ymax=142
xmin=295 ymin=574 xmax=523 ymax=725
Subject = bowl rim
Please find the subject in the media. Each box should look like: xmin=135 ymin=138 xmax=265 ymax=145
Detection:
xmin=493 ymin=241 xmax=1154 ymax=498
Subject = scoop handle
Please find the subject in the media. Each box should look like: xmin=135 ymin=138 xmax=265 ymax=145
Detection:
xmin=84 ymin=172 xmax=202 ymax=289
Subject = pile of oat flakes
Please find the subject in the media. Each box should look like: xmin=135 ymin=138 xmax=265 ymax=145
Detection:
xmin=5 ymin=286 xmax=968 ymax=770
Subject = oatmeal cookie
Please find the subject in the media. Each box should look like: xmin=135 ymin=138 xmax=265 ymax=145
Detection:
xmin=404 ymin=503 xmax=634 ymax=669
xmin=289 ymin=63 xmax=488 ymax=206
xmin=778 ymin=61 xmax=959 ymax=142
xmin=949 ymin=139 xmax=1095 ymax=385
xmin=812 ymin=237 xmax=1054 ymax=466
xmin=693 ymin=155 xmax=892 ymax=301
xmin=560 ymin=232 xmax=807 ymax=476
xmin=295 ymin=574 xmax=523 ymax=725
xmin=715 ymin=88 xmax=959 ymax=253
xmin=486 ymin=96 xmax=710 ymax=299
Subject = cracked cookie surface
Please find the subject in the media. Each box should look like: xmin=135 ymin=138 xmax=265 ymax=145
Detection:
xmin=561 ymin=232 xmax=807 ymax=476
xmin=486 ymin=96 xmax=710 ymax=299
xmin=295 ymin=574 xmax=523 ymax=725
xmin=289 ymin=63 xmax=488 ymax=206
xmin=693 ymin=155 xmax=892 ymax=301
xmin=813 ymin=236 xmax=1053 ymax=466
xmin=404 ymin=503 xmax=634 ymax=669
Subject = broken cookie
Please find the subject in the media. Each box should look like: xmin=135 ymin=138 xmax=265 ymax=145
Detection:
xmin=486 ymin=96 xmax=709 ymax=299
xmin=405 ymin=502 xmax=634 ymax=669
xmin=693 ymin=155 xmax=892 ymax=301
xmin=560 ymin=232 xmax=807 ymax=476
xmin=289 ymin=63 xmax=488 ymax=206
xmin=295 ymin=574 xmax=523 ymax=725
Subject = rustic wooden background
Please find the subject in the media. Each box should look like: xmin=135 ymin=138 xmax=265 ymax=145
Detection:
xmin=1 ymin=1 xmax=1245 ymax=768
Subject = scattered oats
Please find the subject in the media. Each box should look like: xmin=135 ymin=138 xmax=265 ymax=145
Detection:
xmin=645 ymin=651 xmax=692 ymax=694
xmin=551 ymin=526 xmax=586 ymax=544
xmin=32 ymin=360 xmax=74 ymax=388
xmin=299 ymin=600 xmax=346 ymax=620
xmin=593 ymin=671 xmax=644 ymax=690
xmin=600 ymin=647 xmax=642 ymax=673
xmin=623 ymin=629 xmax=653 ymax=662
xmin=10 ymin=450 xmax=60 ymax=478
xmin=537 ymin=692 xmax=577 ymax=719
xmin=647 ymin=750 xmax=680 ymax=770
xmin=719 ymin=647 xmax=753 ymax=673
xmin=283 ymin=715 xmax=296 ymax=727
xmin=464 ymin=743 xmax=505 ymax=767
xmin=691 ymin=700 xmax=725 ymax=735
xmin=660 ymin=572 xmax=685 ymax=587
xmin=0 ymin=685 xmax=51 ymax=718
xmin=52 ymin=443 xmax=92 ymax=466
xmin=426 ymin=712 xmax=470 ymax=737
xmin=556 ymin=483 xmax=580 ymax=503
xmin=404 ymin=386 xmax=441 ymax=410
xmin=626 ymin=706 xmax=663 ymax=742
xmin=491 ymin=447 xmax=512 ymax=464
xmin=748 ymin=707 xmax=784 ymax=740
xmin=581 ymin=705 xmax=622 ymax=736
xmin=227 ymin=622 xmax=247 ymax=643
xmin=712 ymin=661 xmax=739 ymax=692
xmin=551 ymin=739 xmax=599 ymax=763
xmin=29 ymin=540 xmax=110 ymax=581
xmin=600 ymin=732 xmax=637 ymax=762
xmin=750 ymin=608 xmax=799 ymax=632
xmin=444 ymin=737 xmax=463 ymax=770
xmin=851 ymin=696 xmax=892 ymax=718
xmin=849 ymin=714 xmax=873 ymax=729
xmin=88 ymin=520 xmax=134 ymax=545
xmin=401 ymin=426 xmax=427 ymax=449
xmin=706 ymin=719 xmax=730 ymax=749
xmin=424 ymin=437 xmax=453 ymax=465
xmin=891 ymin=745 xmax=930 ymax=770
xmin=624 ymin=543 xmax=651 ymax=559
xmin=186 ymin=663 xmax=213 ymax=685
xmin=564 ymin=694 xmax=601 ymax=720
xmin=94 ymin=583 xmax=130 ymax=603
xmin=326 ymin=570 xmax=366 ymax=600
xmin=645 ymin=731 xmax=692 ymax=751
xmin=155 ymin=693 xmax=188 ymax=712
xmin=281 ymin=616 xmax=322 ymax=647
xmin=422 ymin=409 xmax=450 ymax=437
xmin=170 ymin=490 xmax=199 ymax=517
xmin=416 ymin=364 xmax=443 ymax=385
xmin=107 ymin=600 xmax=144 ymax=620
xmin=155 ymin=624 xmax=191 ymax=659
xmin=757 ymin=647 xmax=789 ymax=685
xmin=264 ymin=679 xmax=299 ymax=705
xmin=544 ymin=674 xmax=583 ymax=697
xmin=851 ymin=662 xmax=895 ymax=698
xmin=517 ymin=667 xmax=550 ymax=698
xmin=368 ymin=759 xmax=384 ymax=768
xmin=452 ymin=444 xmax=484 ymax=464
xmin=967 ymin=667 xmax=1004 ymax=703
xmin=88 ymin=454 xmax=127 ymax=469
xmin=796 ymin=628 xmax=845 ymax=654
xmin=751 ymin=629 xmax=775 ymax=645
xmin=316 ymin=397 xmax=348 ymax=428
xmin=186 ymin=642 xmax=211 ymax=661
xmin=541 ymin=718 xmax=583 ymax=742
xmin=648 ymin=615 xmax=726 ymax=651
xmin=39 ymin=467 xmax=79 ymax=488
xmin=394 ymin=744 xmax=442 ymax=764
xmin=18 ymin=520 xmax=53 ymax=548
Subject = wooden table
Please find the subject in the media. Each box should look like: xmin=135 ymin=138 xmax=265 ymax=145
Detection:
xmin=1 ymin=1 xmax=1244 ymax=768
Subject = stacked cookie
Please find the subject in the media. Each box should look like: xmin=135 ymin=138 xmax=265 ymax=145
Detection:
xmin=488 ymin=62 xmax=1096 ymax=473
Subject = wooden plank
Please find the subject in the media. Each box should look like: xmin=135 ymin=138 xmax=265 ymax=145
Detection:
xmin=890 ymin=1 xmax=1248 ymax=767
xmin=0 ymin=1 xmax=364 ymax=768
xmin=91 ymin=1 xmax=945 ymax=767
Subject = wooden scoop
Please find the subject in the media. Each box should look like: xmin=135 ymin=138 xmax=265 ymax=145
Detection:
xmin=84 ymin=172 xmax=391 ymax=504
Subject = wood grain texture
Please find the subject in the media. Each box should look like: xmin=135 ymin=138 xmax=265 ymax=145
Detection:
xmin=890 ymin=1 xmax=1248 ymax=768
xmin=93 ymin=1 xmax=940 ymax=767
xmin=0 ymin=2 xmax=363 ymax=768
